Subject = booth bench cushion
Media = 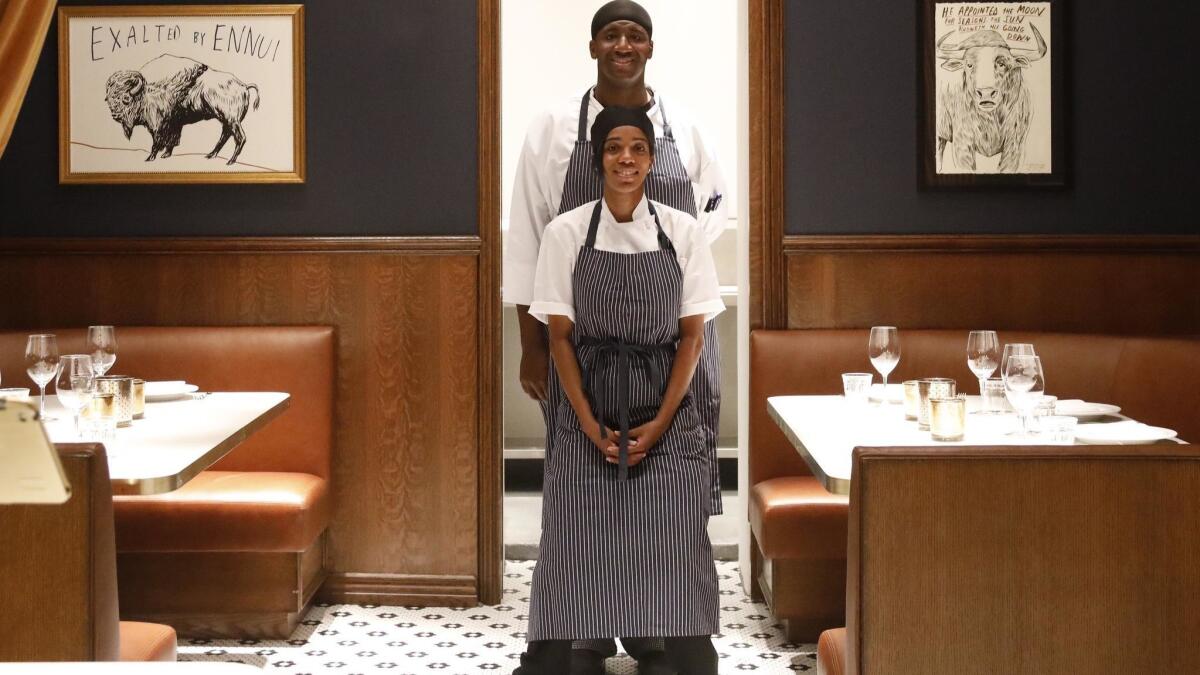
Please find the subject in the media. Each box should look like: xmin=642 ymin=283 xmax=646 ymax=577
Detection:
xmin=750 ymin=476 xmax=848 ymax=560
xmin=119 ymin=621 xmax=178 ymax=662
xmin=115 ymin=471 xmax=329 ymax=553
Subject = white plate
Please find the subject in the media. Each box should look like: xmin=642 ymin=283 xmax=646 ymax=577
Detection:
xmin=868 ymin=383 xmax=904 ymax=404
xmin=1053 ymin=399 xmax=1122 ymax=420
xmin=144 ymin=382 xmax=199 ymax=402
xmin=1075 ymin=421 xmax=1177 ymax=445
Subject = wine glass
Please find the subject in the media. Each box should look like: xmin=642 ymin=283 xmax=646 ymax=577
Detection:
xmin=56 ymin=354 xmax=95 ymax=439
xmin=966 ymin=330 xmax=1001 ymax=397
xmin=87 ymin=326 xmax=118 ymax=376
xmin=25 ymin=334 xmax=61 ymax=420
xmin=1004 ymin=354 xmax=1045 ymax=437
xmin=1001 ymin=343 xmax=1036 ymax=378
xmin=868 ymin=326 xmax=901 ymax=401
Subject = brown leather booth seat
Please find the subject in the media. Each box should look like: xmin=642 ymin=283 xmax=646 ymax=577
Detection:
xmin=0 ymin=444 xmax=176 ymax=663
xmin=0 ymin=326 xmax=335 ymax=639
xmin=817 ymin=445 xmax=1200 ymax=675
xmin=750 ymin=329 xmax=1200 ymax=642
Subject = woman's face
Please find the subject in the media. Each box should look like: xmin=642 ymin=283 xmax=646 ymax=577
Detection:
xmin=601 ymin=126 xmax=654 ymax=194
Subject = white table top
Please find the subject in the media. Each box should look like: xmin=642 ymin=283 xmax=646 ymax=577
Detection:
xmin=43 ymin=392 xmax=289 ymax=495
xmin=767 ymin=395 xmax=1161 ymax=495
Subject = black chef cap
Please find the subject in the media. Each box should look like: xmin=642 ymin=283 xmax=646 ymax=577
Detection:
xmin=591 ymin=0 xmax=653 ymax=39
xmin=591 ymin=106 xmax=656 ymax=174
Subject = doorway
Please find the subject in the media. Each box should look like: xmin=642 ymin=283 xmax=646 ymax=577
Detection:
xmin=498 ymin=0 xmax=751 ymax=575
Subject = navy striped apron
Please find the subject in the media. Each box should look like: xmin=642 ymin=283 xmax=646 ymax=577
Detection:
xmin=553 ymin=87 xmax=722 ymax=518
xmin=528 ymin=200 xmax=720 ymax=642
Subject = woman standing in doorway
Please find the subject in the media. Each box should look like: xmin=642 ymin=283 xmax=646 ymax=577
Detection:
xmin=515 ymin=106 xmax=723 ymax=675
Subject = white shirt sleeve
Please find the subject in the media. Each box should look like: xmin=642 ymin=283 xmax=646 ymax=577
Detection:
xmin=528 ymin=219 xmax=580 ymax=324
xmin=502 ymin=114 xmax=556 ymax=306
xmin=679 ymin=221 xmax=725 ymax=322
xmin=689 ymin=123 xmax=730 ymax=246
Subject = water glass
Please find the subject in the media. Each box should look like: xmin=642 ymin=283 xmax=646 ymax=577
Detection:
xmin=902 ymin=380 xmax=922 ymax=420
xmin=1038 ymin=415 xmax=1078 ymax=444
xmin=25 ymin=334 xmax=60 ymax=420
xmin=980 ymin=377 xmax=1009 ymax=414
xmin=87 ymin=325 xmax=118 ymax=377
xmin=1032 ymin=395 xmax=1058 ymax=417
xmin=966 ymin=330 xmax=1000 ymax=396
xmin=842 ymin=372 xmax=873 ymax=406
xmin=868 ymin=327 xmax=901 ymax=396
xmin=83 ymin=393 xmax=118 ymax=443
xmin=930 ymin=395 xmax=967 ymax=441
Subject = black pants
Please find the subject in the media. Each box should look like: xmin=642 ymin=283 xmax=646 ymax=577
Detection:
xmin=514 ymin=636 xmax=718 ymax=675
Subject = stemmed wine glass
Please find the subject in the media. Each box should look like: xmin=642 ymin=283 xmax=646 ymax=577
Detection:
xmin=868 ymin=326 xmax=901 ymax=402
xmin=1004 ymin=354 xmax=1045 ymax=437
xmin=966 ymin=330 xmax=1001 ymax=396
xmin=25 ymin=334 xmax=61 ymax=420
xmin=1001 ymin=343 xmax=1036 ymax=378
xmin=87 ymin=326 xmax=118 ymax=376
xmin=56 ymin=354 xmax=95 ymax=439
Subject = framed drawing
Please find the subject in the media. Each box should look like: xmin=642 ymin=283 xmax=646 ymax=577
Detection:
xmin=58 ymin=4 xmax=305 ymax=184
xmin=919 ymin=0 xmax=1065 ymax=188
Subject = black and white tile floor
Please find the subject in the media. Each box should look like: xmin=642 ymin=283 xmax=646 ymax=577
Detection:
xmin=178 ymin=560 xmax=818 ymax=674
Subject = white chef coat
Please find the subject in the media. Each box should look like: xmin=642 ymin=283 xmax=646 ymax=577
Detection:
xmin=504 ymin=88 xmax=728 ymax=307
xmin=529 ymin=197 xmax=725 ymax=325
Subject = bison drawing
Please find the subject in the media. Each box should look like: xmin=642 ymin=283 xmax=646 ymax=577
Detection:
xmin=935 ymin=24 xmax=1047 ymax=173
xmin=104 ymin=55 xmax=260 ymax=165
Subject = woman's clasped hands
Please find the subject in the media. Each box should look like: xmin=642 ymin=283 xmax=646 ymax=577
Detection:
xmin=587 ymin=417 xmax=670 ymax=468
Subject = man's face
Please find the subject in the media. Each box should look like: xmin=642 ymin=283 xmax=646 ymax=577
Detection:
xmin=590 ymin=20 xmax=653 ymax=84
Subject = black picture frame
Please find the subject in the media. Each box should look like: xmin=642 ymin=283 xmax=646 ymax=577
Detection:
xmin=919 ymin=0 xmax=1067 ymax=188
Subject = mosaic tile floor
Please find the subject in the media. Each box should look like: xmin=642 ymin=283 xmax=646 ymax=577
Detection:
xmin=178 ymin=560 xmax=818 ymax=673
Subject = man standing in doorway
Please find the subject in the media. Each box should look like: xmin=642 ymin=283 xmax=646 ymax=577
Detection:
xmin=504 ymin=1 xmax=728 ymax=673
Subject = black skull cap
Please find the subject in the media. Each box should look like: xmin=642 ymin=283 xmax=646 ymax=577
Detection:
xmin=591 ymin=0 xmax=653 ymax=38
xmin=591 ymin=105 xmax=656 ymax=173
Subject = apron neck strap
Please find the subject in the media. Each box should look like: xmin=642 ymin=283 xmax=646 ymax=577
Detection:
xmin=585 ymin=199 xmax=675 ymax=252
xmin=654 ymin=91 xmax=675 ymax=139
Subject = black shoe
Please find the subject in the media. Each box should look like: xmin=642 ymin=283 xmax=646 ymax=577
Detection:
xmin=635 ymin=650 xmax=677 ymax=675
xmin=570 ymin=648 xmax=607 ymax=675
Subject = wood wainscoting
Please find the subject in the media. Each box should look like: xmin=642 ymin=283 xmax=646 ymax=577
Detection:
xmin=0 ymin=236 xmax=502 ymax=607
xmin=780 ymin=235 xmax=1200 ymax=333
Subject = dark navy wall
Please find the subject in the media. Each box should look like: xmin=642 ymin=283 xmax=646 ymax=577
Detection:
xmin=785 ymin=0 xmax=1197 ymax=235
xmin=0 ymin=0 xmax=478 ymax=237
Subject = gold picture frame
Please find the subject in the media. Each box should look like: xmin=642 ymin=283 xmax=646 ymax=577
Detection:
xmin=58 ymin=4 xmax=305 ymax=184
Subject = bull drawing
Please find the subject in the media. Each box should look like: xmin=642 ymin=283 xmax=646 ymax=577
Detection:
xmin=935 ymin=25 xmax=1047 ymax=173
xmin=104 ymin=54 xmax=260 ymax=165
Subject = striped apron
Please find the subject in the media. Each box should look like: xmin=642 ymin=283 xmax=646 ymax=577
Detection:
xmin=527 ymin=199 xmax=720 ymax=642
xmin=552 ymin=87 xmax=722 ymax=517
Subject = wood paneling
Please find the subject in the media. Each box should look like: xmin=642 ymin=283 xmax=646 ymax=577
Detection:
xmin=0 ymin=241 xmax=487 ymax=604
xmin=783 ymin=236 xmax=1200 ymax=333
xmin=748 ymin=0 xmax=786 ymax=330
xmin=476 ymin=0 xmax=503 ymax=606
xmin=117 ymin=535 xmax=326 ymax=639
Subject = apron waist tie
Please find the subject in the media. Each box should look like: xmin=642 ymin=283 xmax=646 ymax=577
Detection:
xmin=578 ymin=337 xmax=674 ymax=480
